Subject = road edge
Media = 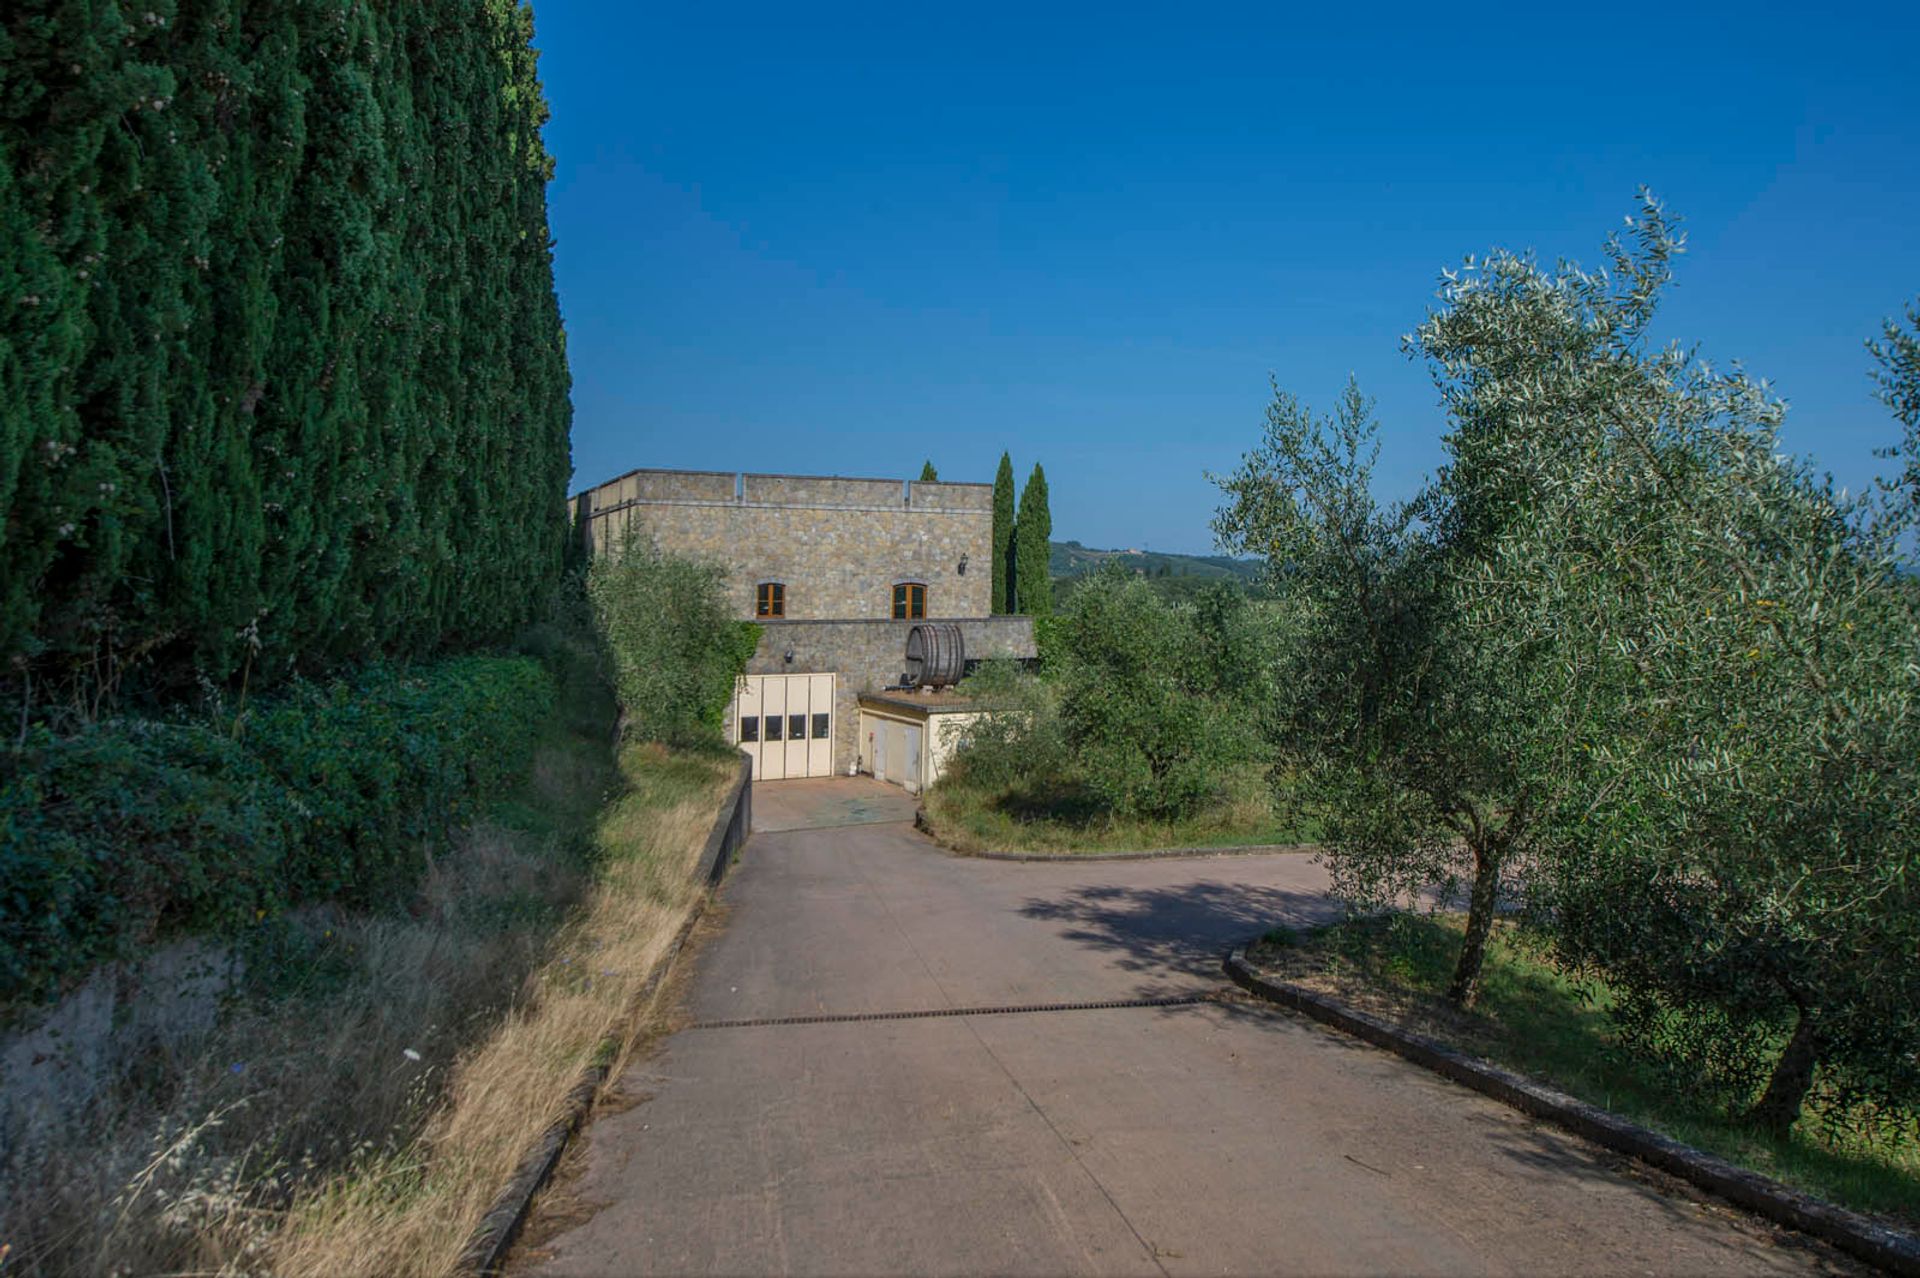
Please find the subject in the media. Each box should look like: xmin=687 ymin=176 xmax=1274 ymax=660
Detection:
xmin=458 ymin=754 xmax=753 ymax=1277
xmin=1223 ymin=945 xmax=1920 ymax=1277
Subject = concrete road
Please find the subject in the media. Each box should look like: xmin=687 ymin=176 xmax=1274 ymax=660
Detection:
xmin=522 ymin=782 xmax=1842 ymax=1277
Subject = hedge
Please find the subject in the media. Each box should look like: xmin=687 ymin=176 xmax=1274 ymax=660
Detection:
xmin=0 ymin=1 xmax=572 ymax=702
xmin=0 ymin=655 xmax=553 ymax=1010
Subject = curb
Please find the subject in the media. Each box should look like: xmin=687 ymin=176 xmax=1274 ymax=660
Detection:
xmin=1223 ymin=946 xmax=1920 ymax=1277
xmin=458 ymin=755 xmax=753 ymax=1277
xmin=915 ymin=810 xmax=1316 ymax=863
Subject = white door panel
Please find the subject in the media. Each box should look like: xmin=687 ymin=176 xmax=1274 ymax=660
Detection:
xmin=735 ymin=677 xmax=762 ymax=780
xmin=904 ymin=724 xmax=922 ymax=794
xmin=809 ymin=673 xmax=835 ymax=777
xmin=761 ymin=677 xmax=787 ymax=780
xmin=734 ymin=674 xmax=836 ymax=779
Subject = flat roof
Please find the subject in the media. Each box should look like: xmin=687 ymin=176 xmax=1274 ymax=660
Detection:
xmin=858 ymin=689 xmax=988 ymax=715
xmin=571 ymin=465 xmax=991 ymax=500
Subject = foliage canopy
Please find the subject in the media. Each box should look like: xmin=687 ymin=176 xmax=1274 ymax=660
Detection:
xmin=0 ymin=0 xmax=572 ymax=714
xmin=1016 ymin=463 xmax=1054 ymax=616
xmin=1219 ymin=193 xmax=1920 ymax=1131
xmin=586 ymin=530 xmax=757 ymax=748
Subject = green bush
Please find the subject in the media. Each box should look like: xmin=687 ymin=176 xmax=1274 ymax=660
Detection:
xmin=938 ymin=660 xmax=1066 ymax=794
xmin=1051 ymin=571 xmax=1268 ymax=820
xmin=587 ymin=531 xmax=759 ymax=746
xmin=246 ymin=658 xmax=555 ymax=905
xmin=0 ymin=656 xmax=553 ymax=1010
xmin=0 ymin=722 xmax=295 ymax=1006
xmin=945 ymin=573 xmax=1271 ymax=822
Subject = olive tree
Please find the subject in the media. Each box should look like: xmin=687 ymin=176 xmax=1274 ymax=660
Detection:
xmin=1457 ymin=353 xmax=1920 ymax=1133
xmin=1224 ymin=191 xmax=1920 ymax=1124
xmin=1216 ymin=195 xmax=1817 ymax=1015
xmin=1432 ymin=207 xmax=1920 ymax=1132
xmin=1215 ymin=378 xmax=1547 ymax=1008
xmin=586 ymin=529 xmax=757 ymax=747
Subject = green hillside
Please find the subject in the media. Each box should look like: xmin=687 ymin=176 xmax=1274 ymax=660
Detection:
xmin=1050 ymin=540 xmax=1262 ymax=584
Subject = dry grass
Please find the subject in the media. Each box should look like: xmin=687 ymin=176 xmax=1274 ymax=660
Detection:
xmin=264 ymin=744 xmax=734 ymax=1277
xmin=0 ymin=716 xmax=738 ymax=1277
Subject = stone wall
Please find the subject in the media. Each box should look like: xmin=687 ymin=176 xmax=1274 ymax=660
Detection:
xmin=587 ymin=467 xmax=737 ymax=507
xmin=577 ymin=469 xmax=995 ymax=621
xmin=739 ymin=617 xmax=1036 ymax=772
xmin=743 ymin=474 xmax=899 ymax=507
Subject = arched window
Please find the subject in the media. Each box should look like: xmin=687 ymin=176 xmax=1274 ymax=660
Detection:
xmin=756 ymin=581 xmax=786 ymax=618
xmin=891 ymin=581 xmax=927 ymax=619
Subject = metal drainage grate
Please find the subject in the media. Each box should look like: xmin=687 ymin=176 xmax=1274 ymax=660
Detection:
xmin=688 ymin=992 xmax=1221 ymax=1031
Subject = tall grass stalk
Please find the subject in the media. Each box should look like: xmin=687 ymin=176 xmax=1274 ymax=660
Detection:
xmin=0 ymin=653 xmax=736 ymax=1276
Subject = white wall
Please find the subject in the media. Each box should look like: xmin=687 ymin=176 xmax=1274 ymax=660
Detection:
xmin=858 ymin=706 xmax=987 ymax=792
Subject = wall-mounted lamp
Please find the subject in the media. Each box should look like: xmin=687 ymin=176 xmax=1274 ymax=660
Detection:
xmin=782 ymin=647 xmax=796 ymax=665
xmin=957 ymin=553 xmax=969 ymax=576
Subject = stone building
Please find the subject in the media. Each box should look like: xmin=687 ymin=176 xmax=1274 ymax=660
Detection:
xmin=573 ymin=467 xmax=1036 ymax=780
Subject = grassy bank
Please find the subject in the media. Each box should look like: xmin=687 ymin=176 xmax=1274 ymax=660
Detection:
xmin=921 ymin=766 xmax=1313 ymax=855
xmin=268 ymin=741 xmax=736 ymax=1277
xmin=1248 ymin=916 xmax=1920 ymax=1226
xmin=0 ymin=634 xmax=740 ymax=1277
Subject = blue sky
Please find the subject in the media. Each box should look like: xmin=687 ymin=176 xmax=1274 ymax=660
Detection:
xmin=537 ymin=2 xmax=1920 ymax=554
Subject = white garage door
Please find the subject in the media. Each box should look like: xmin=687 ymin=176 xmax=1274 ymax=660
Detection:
xmin=861 ymin=713 xmax=924 ymax=794
xmin=734 ymin=674 xmax=836 ymax=780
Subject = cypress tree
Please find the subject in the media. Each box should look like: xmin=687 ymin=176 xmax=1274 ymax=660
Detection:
xmin=918 ymin=460 xmax=939 ymax=482
xmin=991 ymin=451 xmax=1015 ymax=614
xmin=0 ymin=0 xmax=572 ymax=710
xmin=1015 ymin=463 xmax=1053 ymax=616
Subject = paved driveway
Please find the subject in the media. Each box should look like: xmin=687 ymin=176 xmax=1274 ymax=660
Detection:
xmin=523 ymin=784 xmax=1841 ymax=1276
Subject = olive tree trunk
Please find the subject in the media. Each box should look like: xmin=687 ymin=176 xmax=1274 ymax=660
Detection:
xmin=1446 ymin=842 xmax=1502 ymax=1008
xmin=1747 ymin=1007 xmax=1820 ymax=1136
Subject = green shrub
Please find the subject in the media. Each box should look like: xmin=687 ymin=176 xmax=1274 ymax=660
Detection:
xmin=245 ymin=659 xmax=555 ymax=905
xmin=939 ymin=660 xmax=1066 ymax=793
xmin=0 ymin=656 xmax=553 ymax=1010
xmin=587 ymin=532 xmax=758 ymax=746
xmin=943 ymin=575 xmax=1272 ymax=823
xmin=1052 ymin=571 xmax=1267 ymax=820
xmin=0 ymin=721 xmax=295 ymax=1005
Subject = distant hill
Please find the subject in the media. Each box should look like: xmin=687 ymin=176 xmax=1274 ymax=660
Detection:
xmin=1049 ymin=540 xmax=1263 ymax=584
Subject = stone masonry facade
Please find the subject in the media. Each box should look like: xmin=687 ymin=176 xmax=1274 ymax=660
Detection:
xmin=573 ymin=468 xmax=1035 ymax=774
xmin=576 ymin=469 xmax=992 ymax=620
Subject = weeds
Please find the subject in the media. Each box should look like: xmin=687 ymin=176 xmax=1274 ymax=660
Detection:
xmin=922 ymin=762 xmax=1310 ymax=855
xmin=0 ymin=622 xmax=739 ymax=1277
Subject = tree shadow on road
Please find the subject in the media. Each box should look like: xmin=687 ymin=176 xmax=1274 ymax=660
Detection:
xmin=1018 ymin=879 xmax=1342 ymax=983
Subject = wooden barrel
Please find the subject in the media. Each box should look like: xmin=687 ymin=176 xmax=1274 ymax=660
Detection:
xmin=903 ymin=622 xmax=965 ymax=688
